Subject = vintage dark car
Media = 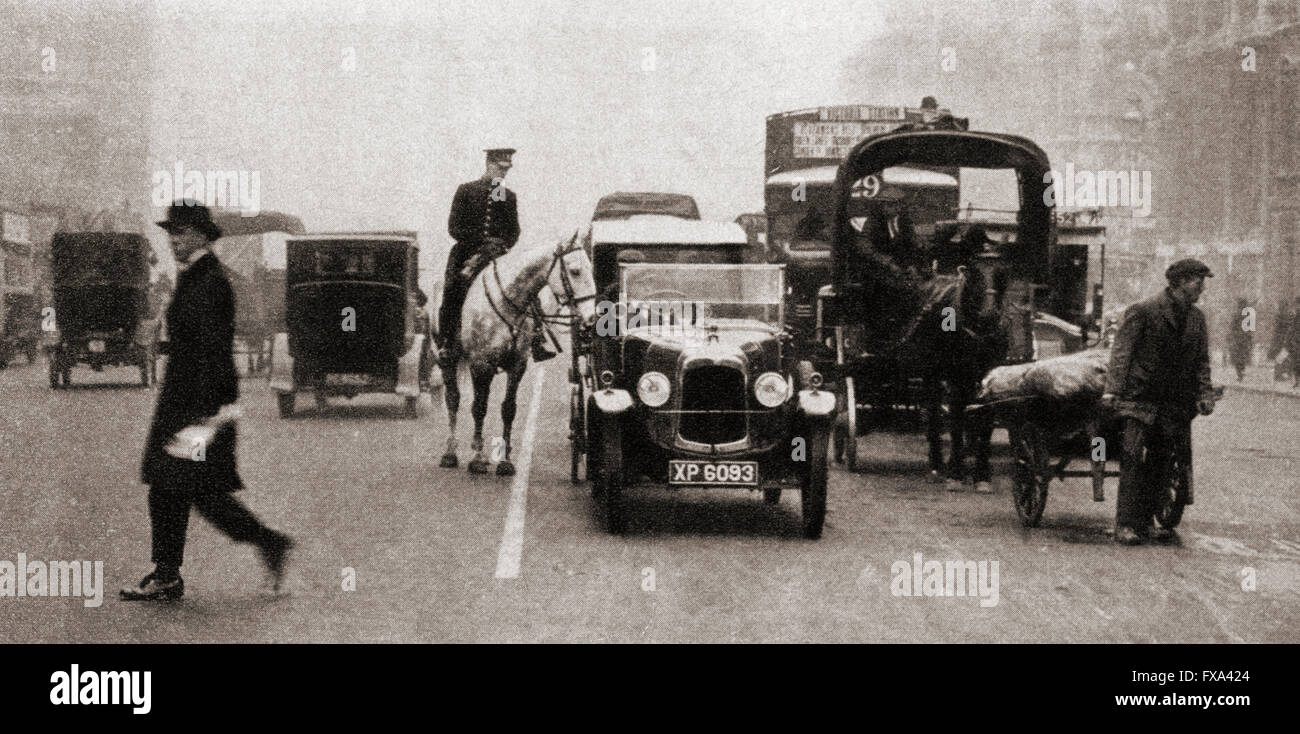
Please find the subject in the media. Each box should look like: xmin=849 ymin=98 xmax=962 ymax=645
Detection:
xmin=268 ymin=232 xmax=433 ymax=418
xmin=577 ymin=218 xmax=836 ymax=538
xmin=46 ymin=232 xmax=160 ymax=388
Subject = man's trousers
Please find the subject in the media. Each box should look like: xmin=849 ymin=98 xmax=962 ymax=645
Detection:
xmin=148 ymin=480 xmax=275 ymax=575
xmin=1115 ymin=416 xmax=1185 ymax=530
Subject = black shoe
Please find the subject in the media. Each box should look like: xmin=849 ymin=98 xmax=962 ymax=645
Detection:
xmin=1114 ymin=526 xmax=1144 ymax=546
xmin=258 ymin=533 xmax=295 ymax=591
xmin=120 ymin=571 xmax=184 ymax=601
xmin=1147 ymin=525 xmax=1179 ymax=544
xmin=531 ymin=336 xmax=557 ymax=362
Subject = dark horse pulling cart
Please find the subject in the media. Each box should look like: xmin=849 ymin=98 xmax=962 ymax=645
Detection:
xmin=816 ymin=130 xmax=1051 ymax=476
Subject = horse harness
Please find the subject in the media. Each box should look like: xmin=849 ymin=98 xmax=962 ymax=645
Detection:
xmin=482 ymin=238 xmax=594 ymax=350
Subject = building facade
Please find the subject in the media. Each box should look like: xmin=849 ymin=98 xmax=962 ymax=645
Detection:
xmin=1 ymin=0 xmax=156 ymax=308
xmin=1148 ymin=0 xmax=1299 ymax=348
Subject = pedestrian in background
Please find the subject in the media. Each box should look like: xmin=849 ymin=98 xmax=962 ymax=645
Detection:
xmin=1268 ymin=299 xmax=1294 ymax=382
xmin=1102 ymin=258 xmax=1217 ymax=546
xmin=1227 ymin=296 xmax=1253 ymax=382
xmin=121 ymin=200 xmax=293 ymax=601
xmin=1287 ymin=296 xmax=1300 ymax=389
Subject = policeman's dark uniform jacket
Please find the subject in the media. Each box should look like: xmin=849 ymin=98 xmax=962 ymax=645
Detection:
xmin=1105 ymin=259 xmax=1215 ymax=535
xmin=439 ymin=174 xmax=520 ymax=346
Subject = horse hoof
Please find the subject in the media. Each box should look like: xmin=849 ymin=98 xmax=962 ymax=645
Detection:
xmin=467 ymin=459 xmax=490 ymax=474
xmin=496 ymin=461 xmax=515 ymax=477
xmin=439 ymin=454 xmax=458 ymax=469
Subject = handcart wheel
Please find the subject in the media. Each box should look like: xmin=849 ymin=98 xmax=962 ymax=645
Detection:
xmin=1155 ymin=448 xmax=1190 ymax=530
xmin=1010 ymin=421 xmax=1051 ymax=527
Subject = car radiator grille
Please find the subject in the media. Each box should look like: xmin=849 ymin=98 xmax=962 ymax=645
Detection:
xmin=679 ymin=365 xmax=746 ymax=444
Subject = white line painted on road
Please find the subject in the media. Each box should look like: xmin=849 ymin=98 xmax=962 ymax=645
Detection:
xmin=494 ymin=367 xmax=546 ymax=580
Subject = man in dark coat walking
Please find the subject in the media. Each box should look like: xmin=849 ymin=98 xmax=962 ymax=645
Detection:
xmin=1226 ymin=297 xmax=1253 ymax=382
xmin=1275 ymin=296 xmax=1300 ymax=388
xmin=1102 ymin=258 xmax=1217 ymax=546
xmin=438 ymin=146 xmax=555 ymax=363
xmin=121 ymin=201 xmax=293 ymax=601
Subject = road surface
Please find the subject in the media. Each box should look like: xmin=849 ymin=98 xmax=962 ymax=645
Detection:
xmin=1 ymin=355 xmax=1297 ymax=643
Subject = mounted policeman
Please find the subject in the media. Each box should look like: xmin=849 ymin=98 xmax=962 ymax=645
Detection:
xmin=438 ymin=145 xmax=557 ymax=365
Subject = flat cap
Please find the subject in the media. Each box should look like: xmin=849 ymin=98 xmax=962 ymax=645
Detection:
xmin=1165 ymin=258 xmax=1213 ymax=281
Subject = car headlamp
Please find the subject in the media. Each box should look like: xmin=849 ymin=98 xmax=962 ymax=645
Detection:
xmin=636 ymin=371 xmax=671 ymax=407
xmin=754 ymin=371 xmax=789 ymax=408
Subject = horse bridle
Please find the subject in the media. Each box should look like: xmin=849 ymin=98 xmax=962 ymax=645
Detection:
xmin=484 ymin=236 xmax=594 ymax=332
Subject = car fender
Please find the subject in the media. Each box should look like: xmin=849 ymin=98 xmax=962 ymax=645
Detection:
xmin=268 ymin=332 xmax=294 ymax=392
xmin=797 ymin=389 xmax=836 ymax=417
xmin=396 ymin=333 xmax=424 ymax=397
xmin=592 ymin=388 xmax=634 ymax=414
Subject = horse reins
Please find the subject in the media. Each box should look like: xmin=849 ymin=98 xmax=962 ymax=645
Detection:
xmin=482 ymin=239 xmax=594 ymax=344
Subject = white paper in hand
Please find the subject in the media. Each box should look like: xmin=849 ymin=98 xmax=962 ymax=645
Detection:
xmin=164 ymin=424 xmax=217 ymax=460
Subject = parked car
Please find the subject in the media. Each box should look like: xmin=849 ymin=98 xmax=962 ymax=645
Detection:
xmin=268 ymin=232 xmax=433 ymax=418
xmin=46 ymin=232 xmax=159 ymax=388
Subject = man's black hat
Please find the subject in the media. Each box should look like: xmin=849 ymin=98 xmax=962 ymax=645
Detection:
xmin=1165 ymin=258 xmax=1213 ymax=282
xmin=156 ymin=199 xmax=222 ymax=241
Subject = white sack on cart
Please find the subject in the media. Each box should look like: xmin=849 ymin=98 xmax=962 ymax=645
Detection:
xmin=978 ymin=348 xmax=1110 ymax=401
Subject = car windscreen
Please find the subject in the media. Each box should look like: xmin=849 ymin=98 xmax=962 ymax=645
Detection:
xmin=287 ymin=241 xmax=406 ymax=284
xmin=619 ymin=264 xmax=783 ymax=328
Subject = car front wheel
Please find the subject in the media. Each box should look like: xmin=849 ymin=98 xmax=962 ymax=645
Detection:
xmin=593 ymin=415 xmax=626 ymax=534
xmin=801 ymin=419 xmax=829 ymax=539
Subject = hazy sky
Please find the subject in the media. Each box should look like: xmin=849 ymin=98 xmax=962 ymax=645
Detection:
xmin=148 ymin=0 xmax=889 ymax=276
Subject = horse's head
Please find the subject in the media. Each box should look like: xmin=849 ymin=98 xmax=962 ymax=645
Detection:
xmin=547 ymin=231 xmax=597 ymax=326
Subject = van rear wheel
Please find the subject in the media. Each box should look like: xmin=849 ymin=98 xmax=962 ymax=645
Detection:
xmin=277 ymin=392 xmax=295 ymax=418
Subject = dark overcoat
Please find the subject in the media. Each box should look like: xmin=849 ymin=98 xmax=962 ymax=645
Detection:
xmin=140 ymin=251 xmax=242 ymax=489
xmin=1105 ymin=288 xmax=1213 ymax=420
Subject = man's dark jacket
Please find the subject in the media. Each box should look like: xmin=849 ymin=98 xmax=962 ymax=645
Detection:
xmin=1105 ymin=288 xmax=1213 ymax=420
xmin=445 ymin=176 xmax=520 ymax=276
xmin=140 ymin=251 xmax=242 ymax=489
